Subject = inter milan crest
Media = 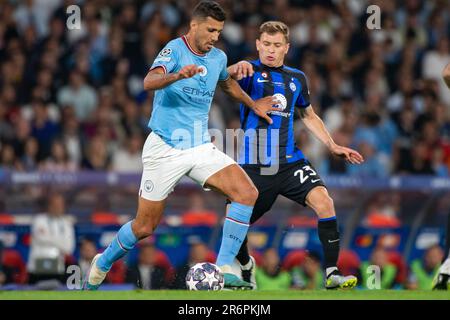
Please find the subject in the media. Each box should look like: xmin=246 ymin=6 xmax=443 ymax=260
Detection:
xmin=262 ymin=72 xmax=268 ymax=78
xmin=289 ymin=82 xmax=296 ymax=92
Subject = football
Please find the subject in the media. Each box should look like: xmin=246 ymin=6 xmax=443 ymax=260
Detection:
xmin=185 ymin=262 xmax=224 ymax=291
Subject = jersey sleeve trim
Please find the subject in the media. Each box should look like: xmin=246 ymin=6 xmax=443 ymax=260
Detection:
xmin=149 ymin=65 xmax=167 ymax=74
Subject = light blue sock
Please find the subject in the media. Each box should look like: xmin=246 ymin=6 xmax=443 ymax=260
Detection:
xmin=96 ymin=221 xmax=137 ymax=272
xmin=216 ymin=202 xmax=252 ymax=267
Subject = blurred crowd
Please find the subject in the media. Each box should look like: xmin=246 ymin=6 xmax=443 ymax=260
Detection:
xmin=0 ymin=0 xmax=450 ymax=177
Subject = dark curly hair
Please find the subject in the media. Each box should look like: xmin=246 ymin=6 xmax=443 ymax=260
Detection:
xmin=192 ymin=1 xmax=226 ymax=22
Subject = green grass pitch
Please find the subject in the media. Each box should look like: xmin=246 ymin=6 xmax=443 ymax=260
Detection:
xmin=0 ymin=290 xmax=449 ymax=300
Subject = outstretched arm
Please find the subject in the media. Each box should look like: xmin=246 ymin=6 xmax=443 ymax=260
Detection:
xmin=299 ymin=105 xmax=364 ymax=164
xmin=227 ymin=60 xmax=254 ymax=81
xmin=143 ymin=65 xmax=202 ymax=91
xmin=219 ymin=76 xmax=279 ymax=124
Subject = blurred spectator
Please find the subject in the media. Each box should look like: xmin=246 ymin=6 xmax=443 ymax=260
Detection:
xmin=19 ymin=137 xmax=39 ymax=171
xmin=30 ymin=100 xmax=60 ymax=161
xmin=360 ymin=247 xmax=397 ymax=289
xmin=27 ymin=192 xmax=75 ymax=285
xmin=112 ymin=132 xmax=143 ymax=173
xmin=181 ymin=192 xmax=218 ymax=226
xmin=77 ymin=238 xmax=98 ymax=280
xmin=255 ymin=248 xmax=291 ymax=290
xmin=0 ymin=144 xmax=19 ymax=170
xmin=60 ymin=108 xmax=83 ymax=165
xmin=291 ymin=251 xmax=324 ymax=290
xmin=57 ymin=70 xmax=98 ymax=122
xmin=81 ymin=135 xmax=111 ymax=170
xmin=407 ymin=244 xmax=444 ymax=290
xmin=125 ymin=243 xmax=168 ymax=290
xmin=364 ymin=193 xmax=402 ymax=228
xmin=40 ymin=139 xmax=77 ymax=172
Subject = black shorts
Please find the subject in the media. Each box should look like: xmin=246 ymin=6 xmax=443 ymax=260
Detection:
xmin=230 ymin=159 xmax=326 ymax=224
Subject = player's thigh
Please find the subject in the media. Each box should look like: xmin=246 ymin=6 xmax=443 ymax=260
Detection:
xmin=279 ymin=160 xmax=327 ymax=207
xmin=140 ymin=132 xmax=192 ymax=201
xmin=188 ymin=144 xmax=257 ymax=203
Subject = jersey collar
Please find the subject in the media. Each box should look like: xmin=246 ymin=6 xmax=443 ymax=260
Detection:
xmin=182 ymin=35 xmax=206 ymax=57
xmin=257 ymin=59 xmax=285 ymax=70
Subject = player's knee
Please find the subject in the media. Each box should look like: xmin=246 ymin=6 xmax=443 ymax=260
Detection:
xmin=133 ymin=223 xmax=155 ymax=239
xmin=241 ymin=185 xmax=259 ymax=205
xmin=230 ymin=185 xmax=258 ymax=206
xmin=132 ymin=218 xmax=157 ymax=239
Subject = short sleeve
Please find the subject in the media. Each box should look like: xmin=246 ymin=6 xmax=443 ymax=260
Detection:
xmin=218 ymin=52 xmax=230 ymax=81
xmin=150 ymin=43 xmax=178 ymax=74
xmin=237 ymin=61 xmax=254 ymax=92
xmin=295 ymin=73 xmax=311 ymax=108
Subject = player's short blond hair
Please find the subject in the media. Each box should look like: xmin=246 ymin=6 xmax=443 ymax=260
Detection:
xmin=259 ymin=21 xmax=290 ymax=43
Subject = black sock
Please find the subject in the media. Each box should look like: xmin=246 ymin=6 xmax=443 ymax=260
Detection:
xmin=318 ymin=217 xmax=340 ymax=271
xmin=236 ymin=236 xmax=250 ymax=266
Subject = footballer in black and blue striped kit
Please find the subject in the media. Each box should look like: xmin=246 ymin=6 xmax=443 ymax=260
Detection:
xmin=227 ymin=21 xmax=365 ymax=290
xmin=237 ymin=59 xmax=311 ymax=166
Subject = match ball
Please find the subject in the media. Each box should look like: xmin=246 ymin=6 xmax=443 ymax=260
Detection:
xmin=185 ymin=262 xmax=224 ymax=291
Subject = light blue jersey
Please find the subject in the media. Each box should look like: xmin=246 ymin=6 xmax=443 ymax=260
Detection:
xmin=148 ymin=35 xmax=230 ymax=149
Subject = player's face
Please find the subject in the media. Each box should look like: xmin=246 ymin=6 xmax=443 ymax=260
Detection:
xmin=191 ymin=17 xmax=224 ymax=53
xmin=256 ymin=32 xmax=290 ymax=67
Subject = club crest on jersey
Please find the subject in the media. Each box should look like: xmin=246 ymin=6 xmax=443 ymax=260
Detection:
xmin=262 ymin=72 xmax=268 ymax=78
xmin=158 ymin=48 xmax=172 ymax=57
xmin=289 ymin=82 xmax=296 ymax=92
xmin=198 ymin=65 xmax=208 ymax=77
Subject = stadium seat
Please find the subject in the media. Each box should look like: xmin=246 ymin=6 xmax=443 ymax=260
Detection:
xmin=387 ymin=251 xmax=407 ymax=286
xmin=281 ymin=250 xmax=307 ymax=271
xmin=1 ymin=249 xmax=27 ymax=284
xmin=337 ymin=249 xmax=361 ymax=276
xmin=91 ymin=212 xmax=120 ymax=225
xmin=0 ymin=213 xmax=14 ymax=225
xmin=181 ymin=210 xmax=218 ymax=226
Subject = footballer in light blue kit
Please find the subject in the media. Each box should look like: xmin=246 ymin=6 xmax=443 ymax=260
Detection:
xmin=84 ymin=0 xmax=279 ymax=290
xmin=148 ymin=35 xmax=229 ymax=149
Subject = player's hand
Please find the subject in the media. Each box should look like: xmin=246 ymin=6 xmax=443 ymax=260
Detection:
xmin=252 ymin=96 xmax=282 ymax=125
xmin=177 ymin=64 xmax=203 ymax=79
xmin=330 ymin=145 xmax=364 ymax=164
xmin=229 ymin=61 xmax=254 ymax=81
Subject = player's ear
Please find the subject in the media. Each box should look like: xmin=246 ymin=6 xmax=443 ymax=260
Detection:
xmin=256 ymin=39 xmax=261 ymax=52
xmin=190 ymin=19 xmax=198 ymax=31
xmin=285 ymin=42 xmax=290 ymax=54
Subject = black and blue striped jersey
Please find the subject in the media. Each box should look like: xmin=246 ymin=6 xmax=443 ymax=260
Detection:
xmin=237 ymin=59 xmax=311 ymax=166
